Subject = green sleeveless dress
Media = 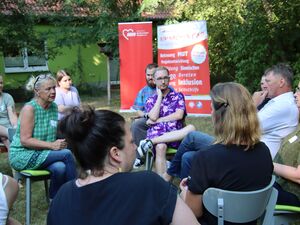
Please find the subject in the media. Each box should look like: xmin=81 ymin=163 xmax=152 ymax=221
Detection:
xmin=9 ymin=99 xmax=58 ymax=170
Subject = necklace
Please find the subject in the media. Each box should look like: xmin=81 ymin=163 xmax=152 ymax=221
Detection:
xmin=76 ymin=169 xmax=117 ymax=187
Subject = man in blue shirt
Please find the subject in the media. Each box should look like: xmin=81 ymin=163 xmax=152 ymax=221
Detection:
xmin=131 ymin=63 xmax=158 ymax=147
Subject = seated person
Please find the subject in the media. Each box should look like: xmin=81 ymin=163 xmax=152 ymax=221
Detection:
xmin=54 ymin=70 xmax=81 ymax=120
xmin=0 ymin=172 xmax=21 ymax=225
xmin=47 ymin=107 xmax=200 ymax=225
xmin=0 ymin=75 xmax=18 ymax=150
xmin=272 ymin=81 xmax=300 ymax=207
xmin=131 ymin=63 xmax=158 ymax=167
xmin=137 ymin=66 xmax=186 ymax=176
xmin=180 ymin=82 xmax=273 ymax=225
xmin=9 ymin=74 xmax=77 ymax=200
xmin=253 ymin=63 xmax=298 ymax=158
xmin=138 ymin=124 xmax=196 ymax=174
xmin=131 ymin=63 xmax=158 ymax=146
xmin=162 ymin=131 xmax=214 ymax=181
xmin=167 ymin=63 xmax=298 ymax=181
xmin=256 ymin=73 xmax=271 ymax=110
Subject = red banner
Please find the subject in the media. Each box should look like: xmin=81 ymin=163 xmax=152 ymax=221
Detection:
xmin=118 ymin=22 xmax=153 ymax=110
xmin=157 ymin=21 xmax=211 ymax=115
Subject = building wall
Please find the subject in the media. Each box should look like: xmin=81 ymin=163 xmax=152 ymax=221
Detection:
xmin=0 ymin=25 xmax=108 ymax=93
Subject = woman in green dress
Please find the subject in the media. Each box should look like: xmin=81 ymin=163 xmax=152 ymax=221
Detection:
xmin=9 ymin=74 xmax=77 ymax=199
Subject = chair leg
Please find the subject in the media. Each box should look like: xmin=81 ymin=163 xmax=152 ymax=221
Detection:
xmin=44 ymin=179 xmax=49 ymax=204
xmin=145 ymin=152 xmax=154 ymax=171
xmin=12 ymin=169 xmax=22 ymax=181
xmin=25 ymin=177 xmax=31 ymax=225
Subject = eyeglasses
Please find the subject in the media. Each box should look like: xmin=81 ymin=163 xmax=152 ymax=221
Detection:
xmin=156 ymin=76 xmax=170 ymax=82
xmin=34 ymin=74 xmax=51 ymax=88
xmin=295 ymin=87 xmax=300 ymax=93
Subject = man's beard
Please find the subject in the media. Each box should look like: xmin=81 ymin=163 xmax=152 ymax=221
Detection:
xmin=147 ymin=80 xmax=156 ymax=88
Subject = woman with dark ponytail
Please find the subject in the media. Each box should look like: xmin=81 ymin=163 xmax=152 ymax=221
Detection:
xmin=48 ymin=107 xmax=200 ymax=225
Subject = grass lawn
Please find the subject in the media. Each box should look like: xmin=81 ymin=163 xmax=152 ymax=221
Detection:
xmin=0 ymin=89 xmax=213 ymax=225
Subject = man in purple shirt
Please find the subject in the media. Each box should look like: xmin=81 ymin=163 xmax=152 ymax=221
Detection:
xmin=131 ymin=63 xmax=158 ymax=146
xmin=142 ymin=66 xmax=186 ymax=176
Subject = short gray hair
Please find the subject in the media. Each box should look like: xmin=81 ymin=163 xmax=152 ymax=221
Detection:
xmin=25 ymin=73 xmax=56 ymax=91
xmin=265 ymin=63 xmax=294 ymax=87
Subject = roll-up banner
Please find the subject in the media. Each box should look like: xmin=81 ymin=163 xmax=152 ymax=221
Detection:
xmin=118 ymin=22 xmax=153 ymax=110
xmin=157 ymin=21 xmax=211 ymax=115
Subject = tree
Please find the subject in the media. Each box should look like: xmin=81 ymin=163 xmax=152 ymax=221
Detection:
xmin=0 ymin=1 xmax=42 ymax=54
xmin=180 ymin=0 xmax=246 ymax=85
xmin=229 ymin=0 xmax=300 ymax=91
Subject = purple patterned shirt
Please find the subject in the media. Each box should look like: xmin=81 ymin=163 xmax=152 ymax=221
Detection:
xmin=145 ymin=89 xmax=186 ymax=148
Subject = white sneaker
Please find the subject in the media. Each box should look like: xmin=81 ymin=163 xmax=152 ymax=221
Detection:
xmin=137 ymin=139 xmax=153 ymax=158
xmin=133 ymin=158 xmax=143 ymax=169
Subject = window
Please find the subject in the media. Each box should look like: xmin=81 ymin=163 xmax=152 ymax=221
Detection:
xmin=3 ymin=41 xmax=49 ymax=73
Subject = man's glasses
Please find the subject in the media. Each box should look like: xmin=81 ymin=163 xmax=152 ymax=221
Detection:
xmin=156 ymin=76 xmax=170 ymax=82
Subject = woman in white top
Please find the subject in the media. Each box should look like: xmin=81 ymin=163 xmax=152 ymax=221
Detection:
xmin=0 ymin=172 xmax=21 ymax=225
xmin=54 ymin=70 xmax=80 ymax=120
xmin=0 ymin=75 xmax=18 ymax=150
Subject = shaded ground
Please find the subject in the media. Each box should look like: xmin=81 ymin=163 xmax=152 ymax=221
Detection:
xmin=1 ymin=89 xmax=213 ymax=224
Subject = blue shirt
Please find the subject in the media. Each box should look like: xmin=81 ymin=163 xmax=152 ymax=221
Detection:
xmin=132 ymin=86 xmax=156 ymax=112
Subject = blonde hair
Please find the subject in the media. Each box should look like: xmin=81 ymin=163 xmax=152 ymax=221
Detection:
xmin=56 ymin=70 xmax=71 ymax=86
xmin=25 ymin=73 xmax=56 ymax=91
xmin=153 ymin=66 xmax=169 ymax=78
xmin=211 ymin=82 xmax=261 ymax=150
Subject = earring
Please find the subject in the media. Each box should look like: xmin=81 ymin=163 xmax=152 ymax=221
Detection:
xmin=118 ymin=167 xmax=122 ymax=173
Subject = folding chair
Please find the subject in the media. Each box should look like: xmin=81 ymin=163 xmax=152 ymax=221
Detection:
xmin=203 ymin=175 xmax=277 ymax=225
xmin=16 ymin=170 xmax=51 ymax=225
xmin=274 ymin=204 xmax=300 ymax=225
xmin=9 ymin=128 xmax=50 ymax=225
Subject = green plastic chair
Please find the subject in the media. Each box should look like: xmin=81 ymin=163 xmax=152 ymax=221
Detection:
xmin=274 ymin=204 xmax=300 ymax=225
xmin=145 ymin=147 xmax=177 ymax=171
xmin=16 ymin=169 xmax=51 ymax=225
xmin=9 ymin=127 xmax=51 ymax=225
xmin=203 ymin=175 xmax=277 ymax=225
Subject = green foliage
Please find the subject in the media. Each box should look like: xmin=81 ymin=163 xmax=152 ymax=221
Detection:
xmin=1 ymin=0 xmax=299 ymax=92
xmin=180 ymin=0 xmax=246 ymax=85
xmin=168 ymin=0 xmax=300 ymax=91
xmin=46 ymin=0 xmax=143 ymax=58
xmin=229 ymin=0 xmax=300 ymax=91
xmin=0 ymin=1 xmax=40 ymax=54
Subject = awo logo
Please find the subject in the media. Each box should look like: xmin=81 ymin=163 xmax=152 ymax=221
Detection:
xmin=122 ymin=29 xmax=136 ymax=40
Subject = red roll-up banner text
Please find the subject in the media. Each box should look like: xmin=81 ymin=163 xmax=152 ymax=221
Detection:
xmin=118 ymin=22 xmax=153 ymax=110
xmin=157 ymin=21 xmax=211 ymax=115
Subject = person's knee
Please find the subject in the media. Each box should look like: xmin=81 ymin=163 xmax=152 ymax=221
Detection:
xmin=184 ymin=131 xmax=198 ymax=142
xmin=131 ymin=118 xmax=146 ymax=129
xmin=59 ymin=149 xmax=75 ymax=161
xmin=188 ymin=131 xmax=214 ymax=147
xmin=65 ymin=149 xmax=74 ymax=158
xmin=49 ymin=162 xmax=66 ymax=177
xmin=182 ymin=152 xmax=194 ymax=166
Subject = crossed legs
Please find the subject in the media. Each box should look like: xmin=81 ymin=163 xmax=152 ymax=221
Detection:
xmin=39 ymin=149 xmax=77 ymax=199
xmin=149 ymin=125 xmax=196 ymax=176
